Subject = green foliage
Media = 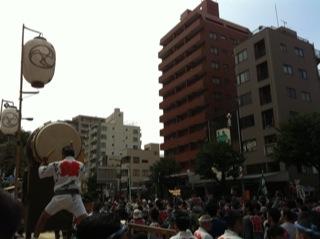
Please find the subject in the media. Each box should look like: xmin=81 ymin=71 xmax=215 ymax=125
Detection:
xmin=150 ymin=157 xmax=181 ymax=182
xmin=273 ymin=112 xmax=320 ymax=172
xmin=195 ymin=142 xmax=245 ymax=185
xmin=150 ymin=157 xmax=181 ymax=197
xmin=0 ymin=130 xmax=30 ymax=180
xmin=85 ymin=173 xmax=98 ymax=199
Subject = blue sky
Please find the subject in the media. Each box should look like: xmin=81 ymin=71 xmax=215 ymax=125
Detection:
xmin=0 ymin=0 xmax=319 ymax=146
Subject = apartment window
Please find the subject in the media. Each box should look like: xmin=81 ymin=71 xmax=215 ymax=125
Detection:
xmin=264 ymin=134 xmax=277 ymax=144
xmin=220 ymin=35 xmax=227 ymax=40
xmin=133 ymin=129 xmax=139 ymax=134
xmin=209 ymin=32 xmax=217 ymax=40
xmin=210 ymin=47 xmax=219 ymax=55
xmin=259 ymin=85 xmax=272 ymax=105
xmin=254 ymin=39 xmax=266 ymax=59
xmin=298 ymin=69 xmax=308 ymax=80
xmin=237 ymin=70 xmax=250 ymax=85
xmin=242 ymin=139 xmax=257 ymax=152
xmin=142 ymin=170 xmax=149 ymax=177
xmin=133 ymin=137 xmax=139 ymax=142
xmin=133 ymin=169 xmax=140 ymax=177
xmin=235 ymin=49 xmax=248 ymax=64
xmin=294 ymin=47 xmax=304 ymax=57
xmin=280 ymin=43 xmax=287 ymax=52
xmin=212 ymin=78 xmax=221 ymax=85
xmin=238 ymin=92 xmax=252 ymax=107
xmin=301 ymin=91 xmax=311 ymax=102
xmin=211 ymin=61 xmax=219 ymax=69
xmin=213 ymin=92 xmax=223 ymax=100
xmin=141 ymin=159 xmax=148 ymax=164
xmin=121 ymin=169 xmax=128 ymax=177
xmin=240 ymin=114 xmax=255 ymax=129
xmin=264 ymin=134 xmax=277 ymax=156
xmin=261 ymin=109 xmax=274 ymax=129
xmin=286 ymin=87 xmax=297 ymax=99
xmin=132 ymin=157 xmax=140 ymax=164
xmin=256 ymin=62 xmax=269 ymax=81
xmin=283 ymin=64 xmax=293 ymax=75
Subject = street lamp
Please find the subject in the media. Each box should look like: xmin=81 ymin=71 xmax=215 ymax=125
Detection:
xmin=14 ymin=24 xmax=56 ymax=198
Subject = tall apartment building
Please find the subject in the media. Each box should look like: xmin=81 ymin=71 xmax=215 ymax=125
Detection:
xmin=104 ymin=108 xmax=141 ymax=159
xmin=70 ymin=109 xmax=142 ymax=178
xmin=69 ymin=115 xmax=105 ymax=177
xmin=159 ymin=0 xmax=250 ymax=169
xmin=120 ymin=143 xmax=160 ymax=192
xmin=92 ymin=108 xmax=142 ymax=183
xmin=235 ymin=26 xmax=320 ymax=186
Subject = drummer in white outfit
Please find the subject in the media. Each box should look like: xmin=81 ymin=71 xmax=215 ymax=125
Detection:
xmin=33 ymin=145 xmax=87 ymax=238
xmin=194 ymin=215 xmax=213 ymax=239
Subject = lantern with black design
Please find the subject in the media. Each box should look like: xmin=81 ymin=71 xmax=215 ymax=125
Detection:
xmin=23 ymin=36 xmax=56 ymax=88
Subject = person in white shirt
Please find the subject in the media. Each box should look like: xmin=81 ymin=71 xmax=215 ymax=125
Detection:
xmin=33 ymin=145 xmax=87 ymax=238
xmin=218 ymin=211 xmax=243 ymax=239
xmin=194 ymin=214 xmax=213 ymax=239
xmin=280 ymin=208 xmax=296 ymax=239
xmin=170 ymin=210 xmax=195 ymax=239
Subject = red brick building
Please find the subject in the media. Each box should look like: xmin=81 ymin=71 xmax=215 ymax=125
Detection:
xmin=159 ymin=0 xmax=250 ymax=169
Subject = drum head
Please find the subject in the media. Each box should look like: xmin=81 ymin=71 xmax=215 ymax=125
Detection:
xmin=34 ymin=122 xmax=81 ymax=163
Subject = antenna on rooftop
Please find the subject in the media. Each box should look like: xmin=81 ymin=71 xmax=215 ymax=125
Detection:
xmin=281 ymin=19 xmax=287 ymax=28
xmin=275 ymin=4 xmax=279 ymax=27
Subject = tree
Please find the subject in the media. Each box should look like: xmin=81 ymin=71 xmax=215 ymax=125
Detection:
xmin=150 ymin=157 xmax=181 ymax=198
xmin=85 ymin=173 xmax=99 ymax=200
xmin=273 ymin=112 xmax=320 ymax=183
xmin=195 ymin=142 xmax=245 ymax=191
xmin=0 ymin=130 xmax=30 ymax=186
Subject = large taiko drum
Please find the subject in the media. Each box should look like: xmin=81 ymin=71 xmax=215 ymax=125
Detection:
xmin=28 ymin=121 xmax=82 ymax=163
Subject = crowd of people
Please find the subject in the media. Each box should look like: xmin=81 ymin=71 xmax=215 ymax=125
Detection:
xmin=1 ymin=188 xmax=320 ymax=239
xmin=1 ymin=144 xmax=319 ymax=239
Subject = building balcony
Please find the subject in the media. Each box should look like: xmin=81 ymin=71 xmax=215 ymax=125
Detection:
xmin=159 ymin=33 xmax=204 ymax=72
xmin=159 ymin=79 xmax=205 ymax=110
xmin=159 ymin=64 xmax=204 ymax=96
xmin=162 ymin=128 xmax=206 ymax=149
xmin=159 ymin=16 xmax=202 ymax=55
xmin=160 ymin=95 xmax=206 ymax=123
xmin=174 ymin=148 xmax=199 ymax=163
xmin=159 ymin=47 xmax=204 ymax=84
xmin=160 ymin=111 xmax=206 ymax=136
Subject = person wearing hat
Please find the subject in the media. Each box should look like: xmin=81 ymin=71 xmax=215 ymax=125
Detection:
xmin=33 ymin=145 xmax=87 ymax=238
xmin=194 ymin=214 xmax=213 ymax=239
xmin=130 ymin=209 xmax=146 ymax=225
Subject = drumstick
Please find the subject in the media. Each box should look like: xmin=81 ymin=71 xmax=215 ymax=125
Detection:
xmin=46 ymin=148 xmax=55 ymax=158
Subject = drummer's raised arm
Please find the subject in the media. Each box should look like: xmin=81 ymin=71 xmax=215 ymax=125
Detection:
xmin=38 ymin=162 xmax=54 ymax=178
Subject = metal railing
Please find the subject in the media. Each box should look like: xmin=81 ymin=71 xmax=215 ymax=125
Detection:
xmin=128 ymin=223 xmax=176 ymax=239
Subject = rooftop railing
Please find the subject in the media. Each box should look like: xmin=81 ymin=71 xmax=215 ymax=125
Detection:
xmin=315 ymin=49 xmax=320 ymax=59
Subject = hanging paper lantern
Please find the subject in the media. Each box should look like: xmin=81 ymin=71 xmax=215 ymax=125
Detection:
xmin=23 ymin=36 xmax=56 ymax=88
xmin=0 ymin=107 xmax=19 ymax=135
